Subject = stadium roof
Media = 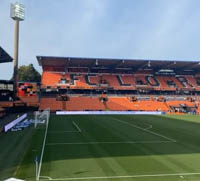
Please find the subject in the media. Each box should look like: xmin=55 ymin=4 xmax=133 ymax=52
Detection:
xmin=37 ymin=56 xmax=200 ymax=72
xmin=0 ymin=46 xmax=13 ymax=63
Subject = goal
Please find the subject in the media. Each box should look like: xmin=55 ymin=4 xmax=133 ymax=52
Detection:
xmin=34 ymin=108 xmax=50 ymax=181
xmin=34 ymin=108 xmax=50 ymax=128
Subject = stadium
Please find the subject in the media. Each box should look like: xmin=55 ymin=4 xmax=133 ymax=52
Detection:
xmin=1 ymin=49 xmax=200 ymax=181
xmin=1 ymin=1 xmax=200 ymax=181
xmin=38 ymin=56 xmax=200 ymax=113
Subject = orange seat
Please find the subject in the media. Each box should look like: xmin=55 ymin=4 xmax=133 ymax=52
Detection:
xmin=66 ymin=97 xmax=105 ymax=111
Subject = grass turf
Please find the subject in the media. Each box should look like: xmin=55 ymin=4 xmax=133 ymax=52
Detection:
xmin=1 ymin=114 xmax=200 ymax=181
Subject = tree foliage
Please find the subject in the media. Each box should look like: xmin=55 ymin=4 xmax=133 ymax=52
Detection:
xmin=17 ymin=64 xmax=41 ymax=82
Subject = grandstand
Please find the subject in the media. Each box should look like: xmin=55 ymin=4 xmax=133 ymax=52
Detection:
xmin=0 ymin=47 xmax=39 ymax=128
xmin=18 ymin=82 xmax=39 ymax=107
xmin=0 ymin=47 xmax=13 ymax=119
xmin=0 ymin=46 xmax=13 ymax=64
xmin=37 ymin=56 xmax=200 ymax=114
xmin=1 ymin=55 xmax=200 ymax=180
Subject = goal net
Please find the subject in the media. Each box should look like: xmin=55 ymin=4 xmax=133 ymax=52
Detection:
xmin=34 ymin=108 xmax=50 ymax=128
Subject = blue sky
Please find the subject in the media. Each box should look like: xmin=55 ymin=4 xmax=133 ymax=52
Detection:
xmin=1 ymin=0 xmax=200 ymax=79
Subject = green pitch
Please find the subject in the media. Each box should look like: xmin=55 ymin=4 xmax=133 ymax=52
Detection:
xmin=1 ymin=114 xmax=200 ymax=181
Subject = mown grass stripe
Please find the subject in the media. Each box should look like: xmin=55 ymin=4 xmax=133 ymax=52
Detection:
xmin=111 ymin=117 xmax=177 ymax=142
xmin=46 ymin=140 xmax=173 ymax=146
xmin=39 ymin=172 xmax=200 ymax=180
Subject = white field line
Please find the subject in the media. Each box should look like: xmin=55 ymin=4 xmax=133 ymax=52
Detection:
xmin=39 ymin=172 xmax=200 ymax=181
xmin=144 ymin=125 xmax=152 ymax=130
xmin=112 ymin=117 xmax=176 ymax=143
xmin=72 ymin=121 xmax=82 ymax=132
xmin=37 ymin=119 xmax=49 ymax=181
xmin=46 ymin=140 xmax=173 ymax=146
xmin=40 ymin=176 xmax=52 ymax=180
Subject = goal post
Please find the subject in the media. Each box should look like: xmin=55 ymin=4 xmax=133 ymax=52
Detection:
xmin=34 ymin=108 xmax=50 ymax=181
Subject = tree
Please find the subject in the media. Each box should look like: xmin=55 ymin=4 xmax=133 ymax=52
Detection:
xmin=17 ymin=64 xmax=41 ymax=82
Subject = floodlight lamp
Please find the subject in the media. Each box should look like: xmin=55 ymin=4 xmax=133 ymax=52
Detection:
xmin=148 ymin=61 xmax=151 ymax=67
xmin=95 ymin=59 xmax=98 ymax=65
xmin=10 ymin=2 xmax=25 ymax=21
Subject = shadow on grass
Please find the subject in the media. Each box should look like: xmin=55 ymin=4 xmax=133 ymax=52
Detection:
xmin=27 ymin=115 xmax=200 ymax=162
xmin=1 ymin=114 xmax=200 ymax=179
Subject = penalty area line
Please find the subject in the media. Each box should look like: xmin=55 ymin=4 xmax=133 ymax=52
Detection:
xmin=39 ymin=172 xmax=200 ymax=180
xmin=145 ymin=125 xmax=152 ymax=130
xmin=37 ymin=118 xmax=50 ymax=180
xmin=112 ymin=117 xmax=177 ymax=143
xmin=72 ymin=121 xmax=82 ymax=132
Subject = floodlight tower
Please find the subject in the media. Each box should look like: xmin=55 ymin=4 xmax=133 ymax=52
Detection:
xmin=10 ymin=2 xmax=25 ymax=98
